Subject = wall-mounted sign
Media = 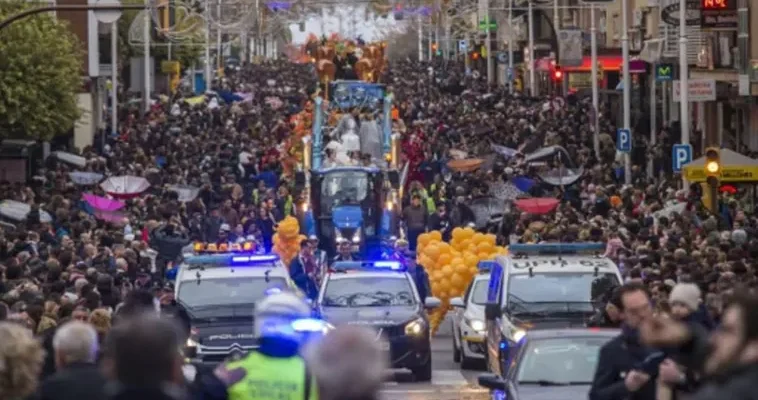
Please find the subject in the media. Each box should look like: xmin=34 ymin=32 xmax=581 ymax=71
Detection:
xmin=661 ymin=0 xmax=700 ymax=27
xmin=655 ymin=63 xmax=674 ymax=81
xmin=701 ymin=0 xmax=737 ymax=30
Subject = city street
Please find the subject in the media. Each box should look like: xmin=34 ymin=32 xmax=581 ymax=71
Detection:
xmin=381 ymin=318 xmax=489 ymax=400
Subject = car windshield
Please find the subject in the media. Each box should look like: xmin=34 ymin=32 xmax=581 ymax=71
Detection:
xmin=178 ymin=277 xmax=287 ymax=308
xmin=470 ymin=279 xmax=489 ymax=305
xmin=320 ymin=171 xmax=371 ymax=211
xmin=517 ymin=337 xmax=610 ymax=385
xmin=321 ymin=276 xmax=416 ymax=307
xmin=506 ymin=273 xmax=619 ymax=314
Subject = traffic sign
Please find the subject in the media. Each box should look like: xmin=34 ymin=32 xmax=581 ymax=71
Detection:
xmin=497 ymin=52 xmax=509 ymax=64
xmin=616 ymin=129 xmax=631 ymax=153
xmin=94 ymin=0 xmax=122 ymax=23
xmin=479 ymin=17 xmax=497 ymax=32
xmin=672 ymin=144 xmax=693 ymax=173
xmin=458 ymin=40 xmax=468 ymax=52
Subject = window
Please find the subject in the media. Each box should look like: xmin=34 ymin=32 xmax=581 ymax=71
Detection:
xmin=178 ymin=277 xmax=287 ymax=308
xmin=322 ymin=276 xmax=416 ymax=307
xmin=506 ymin=273 xmax=620 ymax=313
xmin=516 ymin=337 xmax=610 ymax=384
xmin=469 ymin=279 xmax=490 ymax=305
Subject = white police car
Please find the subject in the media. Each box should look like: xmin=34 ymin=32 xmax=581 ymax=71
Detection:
xmin=316 ymin=260 xmax=441 ymax=381
xmin=450 ymin=261 xmax=492 ymax=369
xmin=175 ymin=244 xmax=304 ymax=365
xmin=482 ymin=243 xmax=623 ymax=376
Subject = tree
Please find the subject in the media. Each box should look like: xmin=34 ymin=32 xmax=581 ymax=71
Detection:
xmin=0 ymin=0 xmax=83 ymax=140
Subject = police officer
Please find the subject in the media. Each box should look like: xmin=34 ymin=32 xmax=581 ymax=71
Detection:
xmin=195 ymin=292 xmax=319 ymax=400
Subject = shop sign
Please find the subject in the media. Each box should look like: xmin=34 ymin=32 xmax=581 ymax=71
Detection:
xmin=701 ymin=0 xmax=737 ymax=30
xmin=661 ymin=0 xmax=700 ymax=27
xmin=684 ymin=167 xmax=756 ymax=183
xmin=655 ymin=64 xmax=674 ymax=81
xmin=673 ymin=79 xmax=716 ymax=102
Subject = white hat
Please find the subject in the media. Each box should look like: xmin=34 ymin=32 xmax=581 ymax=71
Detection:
xmin=669 ymin=283 xmax=701 ymax=311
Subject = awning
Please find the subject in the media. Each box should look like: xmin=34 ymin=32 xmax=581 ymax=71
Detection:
xmin=563 ymin=56 xmax=648 ymax=73
xmin=682 ymin=149 xmax=758 ymax=182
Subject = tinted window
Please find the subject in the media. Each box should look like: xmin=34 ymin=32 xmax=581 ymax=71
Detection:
xmin=470 ymin=279 xmax=489 ymax=305
xmin=506 ymin=273 xmax=619 ymax=312
xmin=322 ymin=276 xmax=415 ymax=307
xmin=516 ymin=337 xmax=610 ymax=384
xmin=320 ymin=171 xmax=371 ymax=211
xmin=178 ymin=277 xmax=287 ymax=308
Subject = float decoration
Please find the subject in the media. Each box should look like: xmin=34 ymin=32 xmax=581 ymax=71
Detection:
xmin=273 ymin=216 xmax=306 ymax=266
xmin=417 ymin=228 xmax=508 ymax=335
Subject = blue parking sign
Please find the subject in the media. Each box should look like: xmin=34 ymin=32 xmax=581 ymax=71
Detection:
xmin=616 ymin=129 xmax=631 ymax=153
xmin=672 ymin=144 xmax=692 ymax=173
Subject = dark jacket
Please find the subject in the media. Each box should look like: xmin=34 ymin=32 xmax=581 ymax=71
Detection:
xmin=106 ymin=384 xmax=187 ymax=400
xmin=289 ymin=256 xmax=318 ymax=300
xmin=589 ymin=330 xmax=658 ymax=400
xmin=691 ymin=364 xmax=758 ymax=400
xmin=38 ymin=363 xmax=107 ymax=400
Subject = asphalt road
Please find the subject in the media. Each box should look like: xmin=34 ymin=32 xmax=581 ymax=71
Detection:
xmin=380 ymin=317 xmax=490 ymax=400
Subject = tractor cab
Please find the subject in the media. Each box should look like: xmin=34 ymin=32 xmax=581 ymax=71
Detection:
xmin=309 ymin=166 xmax=390 ymax=257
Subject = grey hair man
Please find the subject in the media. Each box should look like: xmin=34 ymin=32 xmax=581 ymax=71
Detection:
xmin=39 ymin=321 xmax=106 ymax=400
xmin=304 ymin=326 xmax=387 ymax=400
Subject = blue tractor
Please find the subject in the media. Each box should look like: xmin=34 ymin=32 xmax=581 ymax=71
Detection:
xmin=298 ymin=80 xmax=401 ymax=258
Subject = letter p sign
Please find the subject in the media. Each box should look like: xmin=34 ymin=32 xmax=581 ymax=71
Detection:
xmin=616 ymin=129 xmax=631 ymax=153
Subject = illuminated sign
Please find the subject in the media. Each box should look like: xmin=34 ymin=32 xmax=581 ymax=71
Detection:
xmin=655 ymin=64 xmax=673 ymax=81
xmin=701 ymin=0 xmax=737 ymax=30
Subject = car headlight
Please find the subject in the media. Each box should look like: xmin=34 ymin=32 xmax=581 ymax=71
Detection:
xmin=352 ymin=230 xmax=361 ymax=243
xmin=465 ymin=317 xmax=486 ymax=333
xmin=335 ymin=229 xmax=344 ymax=242
xmin=323 ymin=322 xmax=336 ymax=335
xmin=510 ymin=326 xmax=526 ymax=342
xmin=405 ymin=318 xmax=426 ymax=336
xmin=186 ymin=338 xmax=198 ymax=348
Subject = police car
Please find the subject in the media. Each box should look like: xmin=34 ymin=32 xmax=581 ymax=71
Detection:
xmin=450 ymin=261 xmax=492 ymax=369
xmin=482 ymin=243 xmax=622 ymax=376
xmin=176 ymin=243 xmax=304 ymax=365
xmin=316 ymin=260 xmax=441 ymax=381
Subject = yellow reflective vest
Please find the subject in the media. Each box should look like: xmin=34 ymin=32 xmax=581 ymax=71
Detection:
xmin=225 ymin=351 xmax=318 ymax=400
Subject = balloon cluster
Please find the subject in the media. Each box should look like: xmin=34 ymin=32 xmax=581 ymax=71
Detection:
xmin=417 ymin=228 xmax=508 ymax=334
xmin=273 ymin=216 xmax=306 ymax=266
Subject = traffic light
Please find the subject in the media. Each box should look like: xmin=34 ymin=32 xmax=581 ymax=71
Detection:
xmin=472 ymin=52 xmax=479 ymax=60
xmin=393 ymin=4 xmax=403 ymax=20
xmin=552 ymin=65 xmax=563 ymax=81
xmin=704 ymin=147 xmax=721 ymax=178
xmin=704 ymin=146 xmax=720 ymax=213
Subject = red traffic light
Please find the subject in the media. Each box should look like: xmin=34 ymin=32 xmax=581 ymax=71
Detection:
xmin=553 ymin=66 xmax=563 ymax=81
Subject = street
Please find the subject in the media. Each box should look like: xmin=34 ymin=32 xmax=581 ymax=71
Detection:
xmin=380 ymin=318 xmax=489 ymax=400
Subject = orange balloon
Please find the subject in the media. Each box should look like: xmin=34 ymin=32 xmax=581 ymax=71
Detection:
xmin=437 ymin=253 xmax=452 ymax=267
xmin=454 ymin=263 xmax=468 ymax=275
xmin=424 ymin=244 xmax=440 ymax=260
xmin=452 ymin=227 xmax=464 ymax=240
xmin=485 ymin=234 xmax=497 ymax=245
xmin=429 ymin=230 xmax=442 ymax=241
xmin=459 ymin=239 xmax=472 ymax=250
xmin=441 ymin=264 xmax=454 ymax=276
xmin=450 ymin=257 xmax=465 ymax=269
xmin=451 ymin=273 xmax=465 ymax=288
xmin=477 ymin=242 xmax=494 ymax=253
xmin=478 ymin=252 xmax=491 ymax=260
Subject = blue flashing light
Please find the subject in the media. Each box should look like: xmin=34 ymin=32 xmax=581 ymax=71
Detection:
xmin=508 ymin=243 xmax=605 ymax=255
xmin=499 ymin=340 xmax=508 ymax=350
xmin=478 ymin=260 xmax=497 ymax=273
xmin=185 ymin=254 xmax=279 ymax=266
xmin=291 ymin=318 xmax=329 ymax=333
xmin=332 ymin=260 xmax=406 ymax=272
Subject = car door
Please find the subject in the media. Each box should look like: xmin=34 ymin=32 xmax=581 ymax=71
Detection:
xmin=453 ymin=280 xmax=475 ymax=345
xmin=485 ymin=263 xmax=504 ymax=374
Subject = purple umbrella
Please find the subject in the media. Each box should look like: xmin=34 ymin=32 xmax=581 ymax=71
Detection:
xmin=83 ymin=193 xmax=125 ymax=212
xmin=93 ymin=210 xmax=127 ymax=225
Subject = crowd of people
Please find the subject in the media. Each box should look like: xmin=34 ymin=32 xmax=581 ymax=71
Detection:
xmin=0 ymin=51 xmax=756 ymax=400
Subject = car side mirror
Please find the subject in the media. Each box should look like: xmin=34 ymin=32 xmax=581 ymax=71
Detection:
xmin=478 ymin=373 xmax=507 ymax=391
xmin=424 ymin=296 xmax=442 ymax=309
xmin=485 ymin=303 xmax=502 ymax=320
xmin=450 ymin=297 xmax=465 ymax=308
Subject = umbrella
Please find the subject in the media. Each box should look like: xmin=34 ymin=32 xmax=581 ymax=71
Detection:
xmin=490 ymin=143 xmax=519 ymax=159
xmin=69 ymin=172 xmax=104 ymax=186
xmin=51 ymin=151 xmax=86 ymax=168
xmin=489 ymin=181 xmax=524 ymax=201
xmin=234 ymin=92 xmax=254 ymax=102
xmin=100 ymin=176 xmax=150 ymax=199
xmin=469 ymin=197 xmax=506 ymax=230
xmin=93 ymin=209 xmax=127 ymax=225
xmin=82 ymin=193 xmax=125 ymax=212
xmin=511 ymin=176 xmax=536 ymax=193
xmin=447 ymin=159 xmax=483 ymax=173
xmin=539 ymin=167 xmax=584 ymax=186
xmin=218 ymin=90 xmax=244 ymax=103
xmin=720 ymin=184 xmax=738 ymax=194
xmin=0 ymin=200 xmax=53 ymax=222
xmin=653 ymin=203 xmax=687 ymax=220
xmin=514 ymin=198 xmax=560 ymax=215
xmin=168 ymin=185 xmax=200 ymax=202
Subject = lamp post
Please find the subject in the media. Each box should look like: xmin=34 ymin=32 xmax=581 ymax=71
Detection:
xmin=590 ymin=3 xmax=599 ymax=159
xmin=621 ymin=0 xmax=631 ymax=184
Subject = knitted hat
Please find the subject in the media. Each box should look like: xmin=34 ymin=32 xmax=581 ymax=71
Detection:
xmin=669 ymin=283 xmax=701 ymax=311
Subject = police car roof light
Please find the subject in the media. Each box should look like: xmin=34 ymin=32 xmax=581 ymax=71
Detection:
xmin=331 ymin=260 xmax=405 ymax=272
xmin=291 ymin=318 xmax=328 ymax=333
xmin=477 ymin=260 xmax=497 ymax=273
xmin=185 ymin=253 xmax=279 ymax=268
xmin=230 ymin=254 xmax=280 ymax=264
xmin=508 ymin=243 xmax=605 ymax=255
